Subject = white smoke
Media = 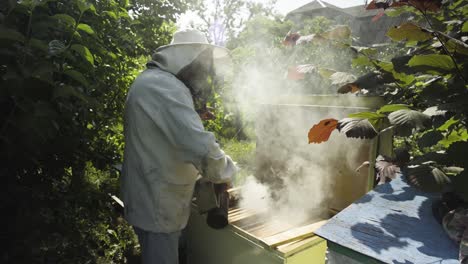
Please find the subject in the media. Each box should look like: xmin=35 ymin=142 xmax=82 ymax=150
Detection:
xmin=229 ymin=21 xmax=374 ymax=227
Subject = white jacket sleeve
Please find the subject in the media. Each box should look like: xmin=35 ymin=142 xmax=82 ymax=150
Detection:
xmin=201 ymin=144 xmax=237 ymax=184
xmin=139 ymin=71 xmax=235 ymax=183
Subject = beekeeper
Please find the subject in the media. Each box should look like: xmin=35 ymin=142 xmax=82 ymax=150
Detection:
xmin=121 ymin=29 xmax=236 ymax=264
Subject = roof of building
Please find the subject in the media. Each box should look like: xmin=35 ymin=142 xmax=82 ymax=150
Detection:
xmin=287 ymin=1 xmax=379 ymax=18
xmin=288 ymin=0 xmax=343 ymax=15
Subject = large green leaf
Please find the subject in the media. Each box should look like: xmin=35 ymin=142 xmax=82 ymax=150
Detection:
xmin=377 ymin=61 xmax=394 ymax=72
xmin=439 ymin=129 xmax=468 ymax=147
xmin=388 ymin=109 xmax=431 ymax=135
xmin=377 ymin=104 xmax=410 ymax=114
xmin=437 ymin=117 xmax=459 ymax=131
xmin=352 ymin=56 xmax=373 ymax=67
xmin=387 ymin=22 xmax=432 ymax=42
xmin=77 ymin=23 xmax=95 ymax=35
xmin=348 ymin=112 xmax=386 ymax=120
xmin=408 ymin=54 xmax=456 ymax=71
xmin=337 ymin=118 xmax=378 ymax=139
xmin=70 ymin=44 xmax=94 ymax=65
xmin=392 ymin=70 xmax=415 ymax=85
xmin=0 ymin=26 xmax=26 ymax=43
xmin=406 ymin=165 xmax=451 ymax=193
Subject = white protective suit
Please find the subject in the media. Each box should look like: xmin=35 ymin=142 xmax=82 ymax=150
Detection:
xmin=121 ymin=43 xmax=236 ymax=233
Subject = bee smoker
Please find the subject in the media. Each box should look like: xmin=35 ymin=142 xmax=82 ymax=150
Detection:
xmin=194 ymin=180 xmax=230 ymax=229
xmin=206 ymin=183 xmax=229 ymax=229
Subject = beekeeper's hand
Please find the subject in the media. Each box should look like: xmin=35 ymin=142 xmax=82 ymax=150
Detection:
xmin=201 ymin=141 xmax=238 ymax=184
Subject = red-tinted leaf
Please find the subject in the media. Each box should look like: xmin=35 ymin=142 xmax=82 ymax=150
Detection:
xmin=372 ymin=11 xmax=386 ymax=22
xmin=296 ymin=34 xmax=313 ymax=45
xmin=296 ymin=64 xmax=317 ymax=74
xmin=296 ymin=34 xmax=328 ymax=45
xmin=366 ymin=0 xmax=408 ymax=10
xmin=408 ymin=0 xmax=442 ymax=12
xmin=287 ymin=66 xmax=304 ymax=80
xmin=375 ymin=155 xmax=401 ymax=184
xmin=308 ymin=119 xmax=338 ymax=144
xmin=287 ymin=65 xmax=317 ymax=80
xmin=282 ymin=32 xmax=301 ymax=46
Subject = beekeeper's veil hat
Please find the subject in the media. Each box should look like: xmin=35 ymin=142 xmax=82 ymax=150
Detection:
xmin=150 ymin=29 xmax=232 ymax=92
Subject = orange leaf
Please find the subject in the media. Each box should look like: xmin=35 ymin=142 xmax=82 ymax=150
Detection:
xmin=287 ymin=66 xmax=305 ymax=80
xmin=199 ymin=110 xmax=216 ymax=121
xmin=338 ymin=83 xmax=361 ymax=94
xmin=308 ymin=119 xmax=338 ymax=144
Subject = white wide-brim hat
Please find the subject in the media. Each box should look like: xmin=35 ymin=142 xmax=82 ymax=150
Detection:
xmin=156 ymin=29 xmax=230 ymax=61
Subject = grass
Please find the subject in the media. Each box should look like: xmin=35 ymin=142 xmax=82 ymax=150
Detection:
xmin=220 ymin=138 xmax=256 ymax=186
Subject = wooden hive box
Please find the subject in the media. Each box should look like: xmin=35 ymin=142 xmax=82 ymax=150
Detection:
xmin=185 ymin=95 xmax=394 ymax=264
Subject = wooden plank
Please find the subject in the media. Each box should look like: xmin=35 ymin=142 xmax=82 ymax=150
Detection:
xmin=248 ymin=220 xmax=294 ymax=238
xmin=228 ymin=209 xmax=258 ymax=223
xmin=277 ymin=235 xmax=325 ymax=256
xmin=315 ymin=177 xmax=459 ymax=264
xmin=261 ymin=220 xmax=328 ymax=248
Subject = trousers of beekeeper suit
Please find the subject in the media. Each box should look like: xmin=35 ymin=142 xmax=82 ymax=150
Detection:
xmin=121 ymin=29 xmax=236 ymax=264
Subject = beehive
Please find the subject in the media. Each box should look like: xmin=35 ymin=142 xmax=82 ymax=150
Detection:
xmin=185 ymin=95 xmax=393 ymax=264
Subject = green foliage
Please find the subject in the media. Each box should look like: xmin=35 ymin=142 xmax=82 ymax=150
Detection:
xmin=377 ymin=104 xmax=411 ymax=113
xmin=386 ymin=22 xmax=432 ymax=42
xmin=0 ymin=0 xmax=190 ymax=262
xmin=344 ymin=1 xmax=468 ymax=198
xmin=220 ymin=139 xmax=256 ymax=185
xmin=408 ymin=54 xmax=455 ymax=71
xmin=305 ymin=0 xmax=468 ymax=198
